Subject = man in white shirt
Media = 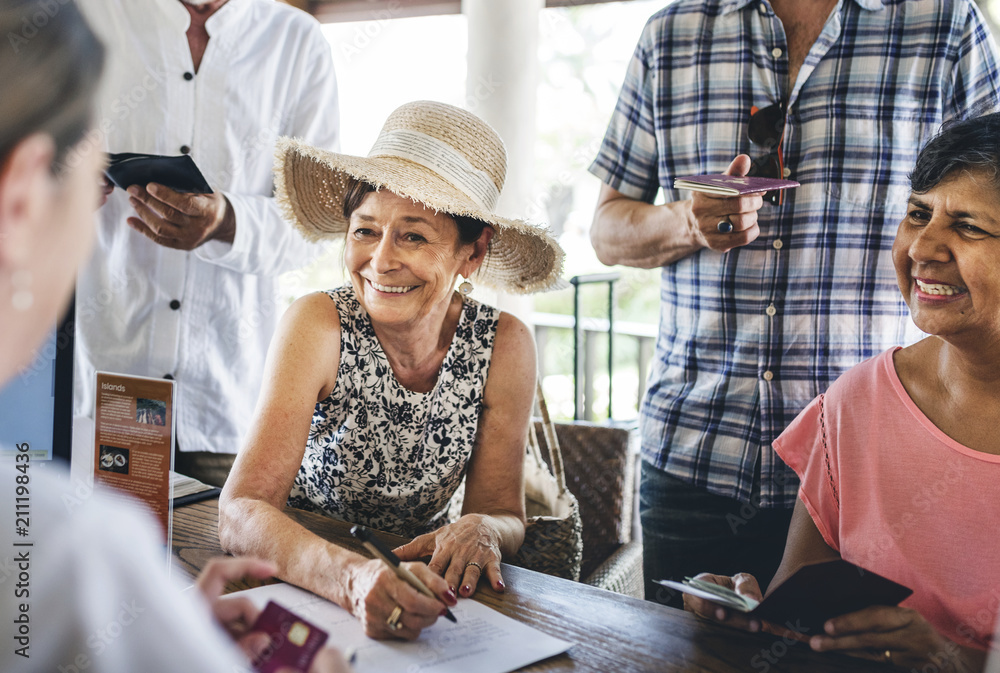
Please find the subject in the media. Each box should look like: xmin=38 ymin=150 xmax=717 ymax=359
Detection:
xmin=76 ymin=0 xmax=340 ymax=485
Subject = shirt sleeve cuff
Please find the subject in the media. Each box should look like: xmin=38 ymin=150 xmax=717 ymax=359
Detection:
xmin=588 ymin=161 xmax=660 ymax=203
xmin=193 ymin=191 xmax=251 ymax=266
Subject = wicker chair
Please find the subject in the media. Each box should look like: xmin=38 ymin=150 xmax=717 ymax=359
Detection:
xmin=530 ymin=420 xmax=644 ymax=598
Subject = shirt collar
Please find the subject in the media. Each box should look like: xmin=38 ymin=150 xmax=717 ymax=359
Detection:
xmin=150 ymin=0 xmax=247 ymax=36
xmin=152 ymin=0 xmax=192 ymax=32
xmin=205 ymin=0 xmax=245 ymax=36
xmin=851 ymin=0 xmax=885 ymax=11
xmin=719 ymin=0 xmax=884 ymax=15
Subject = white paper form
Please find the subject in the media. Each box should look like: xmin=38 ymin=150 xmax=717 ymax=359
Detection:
xmin=229 ymin=582 xmax=573 ymax=673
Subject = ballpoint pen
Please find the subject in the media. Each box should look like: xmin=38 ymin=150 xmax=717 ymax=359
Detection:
xmin=350 ymin=525 xmax=457 ymax=623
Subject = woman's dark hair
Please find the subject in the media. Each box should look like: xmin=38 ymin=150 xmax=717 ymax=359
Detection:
xmin=342 ymin=176 xmax=490 ymax=245
xmin=0 ymin=0 xmax=105 ymax=167
xmin=909 ymin=113 xmax=1000 ymax=193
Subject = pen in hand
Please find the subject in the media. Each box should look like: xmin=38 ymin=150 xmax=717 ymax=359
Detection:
xmin=350 ymin=525 xmax=457 ymax=623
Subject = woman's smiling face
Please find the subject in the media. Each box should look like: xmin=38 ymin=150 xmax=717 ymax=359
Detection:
xmin=345 ymin=189 xmax=478 ymax=330
xmin=893 ymin=168 xmax=1000 ymax=345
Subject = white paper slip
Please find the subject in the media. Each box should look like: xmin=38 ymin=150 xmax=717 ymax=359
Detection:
xmin=228 ymin=582 xmax=573 ymax=673
xmin=654 ymin=578 xmax=760 ymax=612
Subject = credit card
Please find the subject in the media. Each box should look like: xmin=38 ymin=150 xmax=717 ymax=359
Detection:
xmin=249 ymin=600 xmax=328 ymax=673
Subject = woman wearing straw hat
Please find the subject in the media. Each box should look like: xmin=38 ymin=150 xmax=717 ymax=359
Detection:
xmin=220 ymin=101 xmax=564 ymax=639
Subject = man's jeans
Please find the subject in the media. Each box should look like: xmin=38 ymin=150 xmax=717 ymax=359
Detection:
xmin=640 ymin=461 xmax=793 ymax=608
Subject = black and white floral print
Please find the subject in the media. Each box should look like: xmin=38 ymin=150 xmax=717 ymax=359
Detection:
xmin=287 ymin=285 xmax=499 ymax=537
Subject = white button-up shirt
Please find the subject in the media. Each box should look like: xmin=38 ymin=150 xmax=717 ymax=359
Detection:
xmin=76 ymin=0 xmax=339 ymax=454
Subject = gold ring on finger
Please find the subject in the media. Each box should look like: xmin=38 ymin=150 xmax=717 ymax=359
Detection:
xmin=386 ymin=605 xmax=403 ymax=631
xmin=883 ymin=649 xmax=892 ymax=665
xmin=465 ymin=561 xmax=483 ymax=570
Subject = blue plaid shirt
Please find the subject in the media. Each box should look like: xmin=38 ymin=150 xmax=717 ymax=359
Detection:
xmin=590 ymin=0 xmax=1000 ymax=507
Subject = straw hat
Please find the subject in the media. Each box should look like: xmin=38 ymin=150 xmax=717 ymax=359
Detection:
xmin=274 ymin=100 xmax=565 ymax=294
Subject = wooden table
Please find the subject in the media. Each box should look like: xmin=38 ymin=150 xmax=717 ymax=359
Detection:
xmin=172 ymin=499 xmax=888 ymax=673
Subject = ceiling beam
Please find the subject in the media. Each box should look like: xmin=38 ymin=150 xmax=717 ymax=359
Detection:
xmin=307 ymin=0 xmax=625 ymax=23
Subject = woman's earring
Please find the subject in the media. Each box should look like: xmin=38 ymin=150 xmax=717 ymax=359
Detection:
xmin=458 ymin=278 xmax=474 ymax=296
xmin=11 ymin=270 xmax=33 ymax=312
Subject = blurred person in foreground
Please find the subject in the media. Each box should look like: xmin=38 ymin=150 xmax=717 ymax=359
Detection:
xmin=0 ymin=2 xmax=347 ymax=671
xmin=685 ymin=114 xmax=1000 ymax=671
xmin=220 ymin=101 xmax=564 ymax=640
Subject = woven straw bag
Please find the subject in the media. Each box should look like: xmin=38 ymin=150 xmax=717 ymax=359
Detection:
xmin=511 ymin=384 xmax=583 ymax=581
xmin=531 ymin=421 xmax=635 ymax=579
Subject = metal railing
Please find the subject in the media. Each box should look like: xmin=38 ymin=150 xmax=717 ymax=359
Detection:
xmin=532 ymin=273 xmax=657 ymax=421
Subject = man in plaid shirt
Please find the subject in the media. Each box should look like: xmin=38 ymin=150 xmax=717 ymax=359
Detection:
xmin=589 ymin=0 xmax=1000 ymax=606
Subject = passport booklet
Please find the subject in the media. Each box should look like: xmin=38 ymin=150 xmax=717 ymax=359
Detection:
xmin=672 ymin=174 xmax=799 ymax=196
xmin=105 ymin=152 xmax=213 ymax=194
xmin=656 ymin=559 xmax=912 ymax=633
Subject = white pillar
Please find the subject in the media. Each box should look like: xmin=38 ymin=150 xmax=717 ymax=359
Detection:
xmin=462 ymin=0 xmax=543 ymax=326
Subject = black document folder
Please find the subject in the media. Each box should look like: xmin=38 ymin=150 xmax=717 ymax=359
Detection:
xmin=105 ymin=153 xmax=213 ymax=194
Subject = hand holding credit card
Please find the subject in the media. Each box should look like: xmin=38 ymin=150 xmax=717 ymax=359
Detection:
xmin=249 ymin=600 xmax=329 ymax=673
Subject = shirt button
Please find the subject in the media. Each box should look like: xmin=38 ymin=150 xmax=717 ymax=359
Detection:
xmin=163 ymin=374 xmax=175 ymax=380
xmin=782 ymin=167 xmax=791 ymax=178
xmin=773 ymin=238 xmax=784 ymax=250
xmin=763 ymin=370 xmax=774 ymax=381
xmin=758 ymin=2 xmax=767 ymax=12
xmin=765 ymin=304 xmax=777 ymax=317
xmin=771 ymin=47 xmax=783 ymax=58
xmin=180 ymin=145 xmax=191 ymax=154
xmin=169 ymin=299 xmax=181 ymax=310
xmin=183 ymin=71 xmax=194 ymax=81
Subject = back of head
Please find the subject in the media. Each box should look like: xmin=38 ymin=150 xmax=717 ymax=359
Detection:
xmin=910 ymin=113 xmax=1000 ymax=194
xmin=0 ymin=0 xmax=104 ymax=386
xmin=0 ymin=0 xmax=104 ymax=166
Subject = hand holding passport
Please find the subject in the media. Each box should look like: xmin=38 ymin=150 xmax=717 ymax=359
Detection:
xmin=672 ymin=173 xmax=799 ymax=197
xmin=105 ymin=152 xmax=236 ymax=249
xmin=659 ymin=559 xmax=912 ymax=634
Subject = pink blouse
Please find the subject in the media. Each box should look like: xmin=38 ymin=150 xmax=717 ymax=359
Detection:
xmin=773 ymin=348 xmax=1000 ymax=650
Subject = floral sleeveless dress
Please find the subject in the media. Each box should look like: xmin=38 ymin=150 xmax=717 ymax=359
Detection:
xmin=287 ymin=285 xmax=499 ymax=536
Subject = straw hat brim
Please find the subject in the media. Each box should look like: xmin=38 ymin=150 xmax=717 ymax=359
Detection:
xmin=274 ymin=136 xmax=565 ymax=295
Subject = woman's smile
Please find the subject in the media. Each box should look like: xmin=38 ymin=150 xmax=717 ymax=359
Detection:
xmin=913 ymin=277 xmax=968 ymax=302
xmin=367 ymin=279 xmax=417 ymax=294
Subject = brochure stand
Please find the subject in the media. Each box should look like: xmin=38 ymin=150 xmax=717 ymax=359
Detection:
xmin=92 ymin=372 xmax=175 ymax=547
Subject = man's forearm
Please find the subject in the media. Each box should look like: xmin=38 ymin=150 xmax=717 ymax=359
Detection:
xmin=590 ymin=195 xmax=705 ymax=268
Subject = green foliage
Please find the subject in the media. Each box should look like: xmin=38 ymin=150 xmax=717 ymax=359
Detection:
xmin=534 ymin=266 xmax=660 ymax=324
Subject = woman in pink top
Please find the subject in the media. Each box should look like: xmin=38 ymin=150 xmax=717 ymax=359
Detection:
xmin=685 ymin=113 xmax=1000 ymax=671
